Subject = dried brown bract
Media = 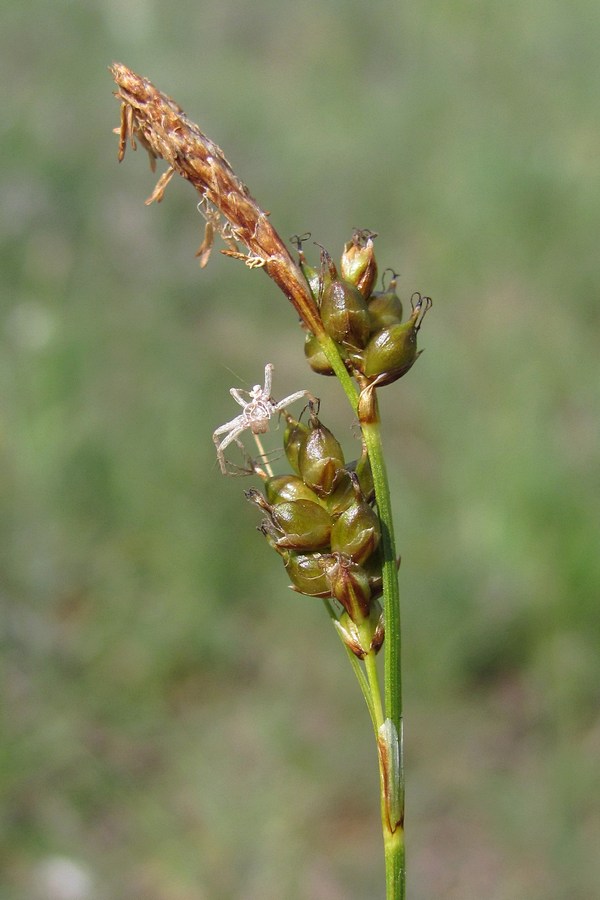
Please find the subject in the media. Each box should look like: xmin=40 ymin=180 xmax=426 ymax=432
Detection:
xmin=110 ymin=63 xmax=323 ymax=336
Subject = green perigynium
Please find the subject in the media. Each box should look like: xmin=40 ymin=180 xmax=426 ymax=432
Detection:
xmin=366 ymin=270 xmax=404 ymax=333
xmin=320 ymin=249 xmax=372 ymax=348
xmin=361 ymin=292 xmax=432 ymax=385
xmin=297 ymin=414 xmax=346 ymax=497
xmin=340 ymin=228 xmax=379 ymax=298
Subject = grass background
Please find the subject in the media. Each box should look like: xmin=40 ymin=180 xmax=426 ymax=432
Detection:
xmin=2 ymin=1 xmax=599 ymax=897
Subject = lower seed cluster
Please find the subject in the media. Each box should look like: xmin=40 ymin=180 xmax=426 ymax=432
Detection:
xmin=246 ymin=410 xmax=386 ymax=658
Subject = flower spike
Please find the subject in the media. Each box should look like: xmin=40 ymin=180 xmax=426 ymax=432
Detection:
xmin=110 ymin=63 xmax=324 ymax=336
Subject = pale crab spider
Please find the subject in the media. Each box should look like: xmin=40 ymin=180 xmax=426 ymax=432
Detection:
xmin=213 ymin=363 xmax=318 ymax=474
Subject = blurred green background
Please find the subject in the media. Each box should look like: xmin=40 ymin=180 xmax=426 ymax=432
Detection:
xmin=2 ymin=1 xmax=599 ymax=897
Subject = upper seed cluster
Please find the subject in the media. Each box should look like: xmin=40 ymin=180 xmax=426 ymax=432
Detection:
xmin=298 ymin=231 xmax=431 ymax=390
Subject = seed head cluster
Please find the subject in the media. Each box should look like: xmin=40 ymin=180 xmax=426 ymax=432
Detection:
xmin=296 ymin=232 xmax=431 ymax=397
xmin=246 ymin=408 xmax=391 ymax=659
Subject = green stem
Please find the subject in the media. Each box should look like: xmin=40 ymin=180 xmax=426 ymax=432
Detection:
xmin=362 ymin=647 xmax=385 ymax=731
xmin=319 ymin=335 xmax=360 ymax=412
xmin=362 ymin=417 xmax=405 ymax=899
xmin=321 ymin=598 xmax=377 ymax=731
xmin=361 ymin=418 xmax=402 ymax=731
xmin=384 ymin=825 xmax=406 ymax=899
xmin=317 ymin=334 xmax=405 ymax=898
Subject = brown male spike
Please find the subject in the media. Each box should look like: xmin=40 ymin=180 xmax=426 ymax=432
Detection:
xmin=110 ymin=63 xmax=323 ymax=337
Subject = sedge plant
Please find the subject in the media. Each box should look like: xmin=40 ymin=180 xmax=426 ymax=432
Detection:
xmin=110 ymin=63 xmax=431 ymax=899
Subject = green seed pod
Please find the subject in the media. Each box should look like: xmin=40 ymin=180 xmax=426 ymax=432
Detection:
xmin=283 ymin=414 xmax=310 ymax=474
xmin=270 ymin=499 xmax=332 ymax=551
xmin=363 ymin=324 xmax=418 ymax=383
xmin=362 ymin=546 xmax=384 ymax=597
xmin=362 ymin=548 xmax=401 ymax=599
xmin=332 ymin=613 xmax=367 ymax=658
xmin=258 ymin=520 xmax=286 ymax=557
xmin=304 ymin=332 xmax=335 ymax=376
xmin=322 ymin=553 xmax=371 ymax=622
xmin=340 ymin=229 xmax=378 ymax=299
xmin=346 ymin=450 xmax=374 ymax=503
xmin=285 ymin=551 xmax=331 ymax=597
xmin=369 ymin=600 xmax=385 ymax=653
xmin=300 ymin=259 xmax=321 ymax=303
xmin=264 ymin=474 xmax=323 ymax=506
xmin=298 ymin=415 xmax=346 ymax=497
xmin=245 ymin=489 xmax=331 ymax=551
xmin=319 ymin=250 xmax=371 ymax=349
xmin=291 ymin=233 xmax=322 ymax=301
xmin=367 ymin=271 xmax=403 ymax=333
xmin=325 ymin=463 xmax=372 ymax=515
xmin=324 ymin=469 xmax=356 ymax=517
xmin=362 ymin=294 xmax=432 ymax=385
xmin=330 ymin=497 xmax=381 ymax=565
xmin=333 ymin=600 xmax=385 ymax=657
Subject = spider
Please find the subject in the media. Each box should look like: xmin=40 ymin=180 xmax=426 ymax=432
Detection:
xmin=212 ymin=363 xmax=318 ymax=474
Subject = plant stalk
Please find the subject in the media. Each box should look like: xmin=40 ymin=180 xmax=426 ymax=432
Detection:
xmin=362 ymin=416 xmax=405 ymax=899
xmin=110 ymin=64 xmax=406 ymax=897
xmin=317 ymin=335 xmax=405 ymax=897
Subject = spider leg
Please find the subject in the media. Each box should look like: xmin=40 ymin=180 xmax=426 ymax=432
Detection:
xmin=226 ymin=442 xmax=262 ymax=477
xmin=213 ymin=415 xmax=244 ymax=439
xmin=271 ymin=390 xmax=319 ymax=415
xmin=230 ymin=388 xmax=251 ymax=407
xmin=263 ymin=363 xmax=274 ymax=397
xmin=214 ymin=425 xmax=244 ymax=452
xmin=213 ymin=425 xmax=244 ymax=474
xmin=216 ymin=432 xmax=250 ymax=475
